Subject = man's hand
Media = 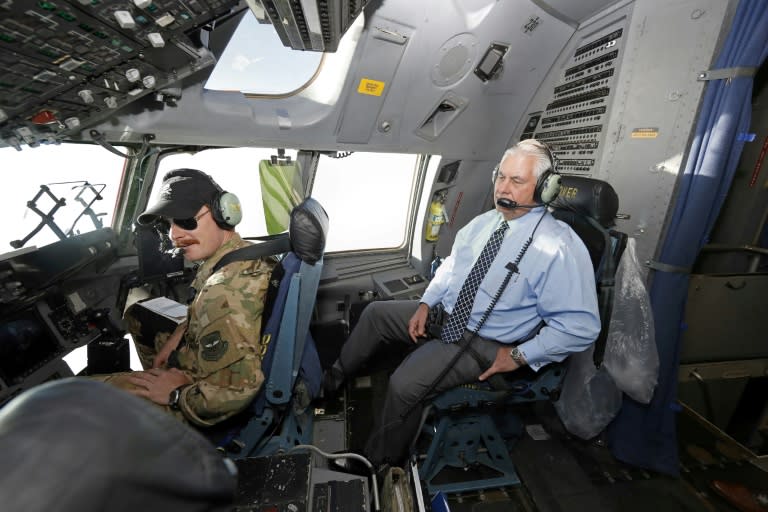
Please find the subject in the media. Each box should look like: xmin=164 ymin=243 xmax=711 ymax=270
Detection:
xmin=152 ymin=323 xmax=187 ymax=369
xmin=478 ymin=346 xmax=522 ymax=381
xmin=126 ymin=368 xmax=192 ymax=405
xmin=408 ymin=303 xmax=430 ymax=343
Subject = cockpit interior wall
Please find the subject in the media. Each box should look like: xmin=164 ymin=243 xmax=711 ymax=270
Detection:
xmin=611 ymin=0 xmax=768 ymax=476
xmin=430 ymin=160 xmax=496 ymax=260
xmin=0 ymin=0 xmax=588 ymax=154
xmin=0 ymin=0 xmax=738 ymax=199
xmin=513 ymin=0 xmax=736 ymax=273
xmin=412 ymin=0 xmax=735 ymax=272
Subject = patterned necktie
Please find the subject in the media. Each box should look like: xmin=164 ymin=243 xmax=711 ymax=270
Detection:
xmin=441 ymin=221 xmax=509 ymax=343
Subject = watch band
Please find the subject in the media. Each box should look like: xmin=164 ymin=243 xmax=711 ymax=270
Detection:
xmin=168 ymin=385 xmax=185 ymax=410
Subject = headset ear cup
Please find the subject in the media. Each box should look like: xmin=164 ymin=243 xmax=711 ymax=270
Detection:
xmin=535 ymin=140 xmax=560 ymax=203
xmin=211 ymin=191 xmax=242 ymax=228
xmin=539 ymin=173 xmax=562 ymax=204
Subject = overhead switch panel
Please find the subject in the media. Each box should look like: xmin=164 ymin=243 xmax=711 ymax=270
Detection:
xmin=254 ymin=0 xmax=368 ymax=52
xmin=0 ymin=0 xmax=241 ymax=149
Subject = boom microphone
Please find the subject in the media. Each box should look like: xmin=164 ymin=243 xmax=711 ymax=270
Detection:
xmin=496 ymin=198 xmax=539 ymax=209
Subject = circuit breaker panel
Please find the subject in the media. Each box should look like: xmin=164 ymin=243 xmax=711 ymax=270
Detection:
xmin=522 ymin=21 xmax=627 ymax=176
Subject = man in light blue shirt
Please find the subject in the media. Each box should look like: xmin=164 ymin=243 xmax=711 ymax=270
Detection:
xmin=324 ymin=139 xmax=600 ymax=468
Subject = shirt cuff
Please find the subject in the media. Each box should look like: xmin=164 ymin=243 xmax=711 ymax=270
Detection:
xmin=517 ymin=343 xmax=548 ymax=372
xmin=418 ymin=291 xmax=440 ymax=308
xmin=178 ymin=384 xmax=215 ymax=427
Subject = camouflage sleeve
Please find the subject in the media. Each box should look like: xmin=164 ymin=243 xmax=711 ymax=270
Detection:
xmin=178 ymin=258 xmax=274 ymax=427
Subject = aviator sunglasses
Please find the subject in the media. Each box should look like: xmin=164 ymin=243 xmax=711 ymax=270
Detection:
xmin=159 ymin=209 xmax=211 ymax=232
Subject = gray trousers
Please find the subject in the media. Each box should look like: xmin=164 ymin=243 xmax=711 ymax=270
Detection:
xmin=337 ymin=300 xmax=506 ymax=466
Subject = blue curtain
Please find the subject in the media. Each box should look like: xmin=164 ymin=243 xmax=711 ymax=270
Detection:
xmin=608 ymin=0 xmax=768 ymax=476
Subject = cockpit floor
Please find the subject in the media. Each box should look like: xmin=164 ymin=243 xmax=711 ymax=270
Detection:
xmin=438 ymin=402 xmax=767 ymax=512
xmin=342 ymin=373 xmax=767 ymax=511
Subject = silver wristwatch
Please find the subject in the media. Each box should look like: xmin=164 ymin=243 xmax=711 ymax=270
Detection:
xmin=510 ymin=346 xmax=527 ymax=366
xmin=168 ymin=385 xmax=185 ymax=410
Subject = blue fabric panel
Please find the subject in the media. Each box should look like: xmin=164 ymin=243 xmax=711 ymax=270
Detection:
xmin=269 ymin=273 xmax=302 ymax=405
xmin=608 ymin=0 xmax=768 ymax=476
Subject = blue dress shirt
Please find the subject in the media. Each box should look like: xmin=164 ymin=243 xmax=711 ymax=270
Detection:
xmin=420 ymin=208 xmax=600 ymax=371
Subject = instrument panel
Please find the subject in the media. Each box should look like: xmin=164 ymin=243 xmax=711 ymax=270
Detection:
xmin=0 ymin=228 xmax=123 ymax=404
xmin=0 ymin=0 xmax=241 ymax=149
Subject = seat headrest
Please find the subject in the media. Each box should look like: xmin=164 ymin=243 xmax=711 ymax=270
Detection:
xmin=550 ymin=176 xmax=619 ymax=228
xmin=289 ymin=197 xmax=329 ymax=265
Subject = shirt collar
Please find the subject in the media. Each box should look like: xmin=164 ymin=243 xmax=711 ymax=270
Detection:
xmin=194 ymin=233 xmax=247 ymax=281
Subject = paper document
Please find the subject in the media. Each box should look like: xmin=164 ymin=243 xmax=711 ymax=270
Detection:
xmin=139 ymin=296 xmax=188 ymax=323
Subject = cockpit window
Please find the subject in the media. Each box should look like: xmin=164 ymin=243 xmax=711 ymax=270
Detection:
xmin=0 ymin=144 xmax=126 ymax=253
xmin=154 ymin=147 xmax=299 ymax=239
xmin=154 ymin=149 xmax=420 ymax=253
xmin=204 ymin=9 xmax=364 ymax=98
xmin=310 ymin=152 xmax=420 ymax=252
xmin=204 ymin=13 xmax=323 ymax=95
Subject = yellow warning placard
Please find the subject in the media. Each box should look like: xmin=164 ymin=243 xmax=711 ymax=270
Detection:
xmin=357 ymin=78 xmax=386 ymax=96
xmin=631 ymin=127 xmax=659 ymax=139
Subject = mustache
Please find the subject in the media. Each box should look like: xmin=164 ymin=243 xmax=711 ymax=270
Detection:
xmin=157 ymin=234 xmax=197 ymax=256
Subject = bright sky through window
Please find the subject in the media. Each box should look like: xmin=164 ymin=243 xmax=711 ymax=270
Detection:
xmin=204 ymin=14 xmax=323 ymax=94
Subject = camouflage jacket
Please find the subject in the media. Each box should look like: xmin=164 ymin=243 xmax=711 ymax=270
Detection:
xmin=176 ymin=233 xmax=276 ymax=427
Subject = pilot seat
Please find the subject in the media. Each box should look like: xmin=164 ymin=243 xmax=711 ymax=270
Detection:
xmin=414 ymin=176 xmax=627 ymax=496
xmin=206 ymin=197 xmax=329 ymax=459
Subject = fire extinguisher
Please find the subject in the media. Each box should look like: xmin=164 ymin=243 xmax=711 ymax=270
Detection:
xmin=425 ymin=191 xmax=447 ymax=242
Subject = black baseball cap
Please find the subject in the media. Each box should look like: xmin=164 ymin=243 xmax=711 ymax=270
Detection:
xmin=137 ymin=168 xmax=220 ymax=225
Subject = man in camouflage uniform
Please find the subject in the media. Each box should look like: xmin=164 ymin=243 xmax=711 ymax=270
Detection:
xmin=96 ymin=168 xmax=275 ymax=427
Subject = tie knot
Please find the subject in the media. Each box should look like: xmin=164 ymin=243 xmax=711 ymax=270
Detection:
xmin=496 ymin=222 xmax=509 ymax=235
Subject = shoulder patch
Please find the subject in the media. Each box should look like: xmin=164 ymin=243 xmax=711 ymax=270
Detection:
xmin=200 ymin=331 xmax=229 ymax=362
